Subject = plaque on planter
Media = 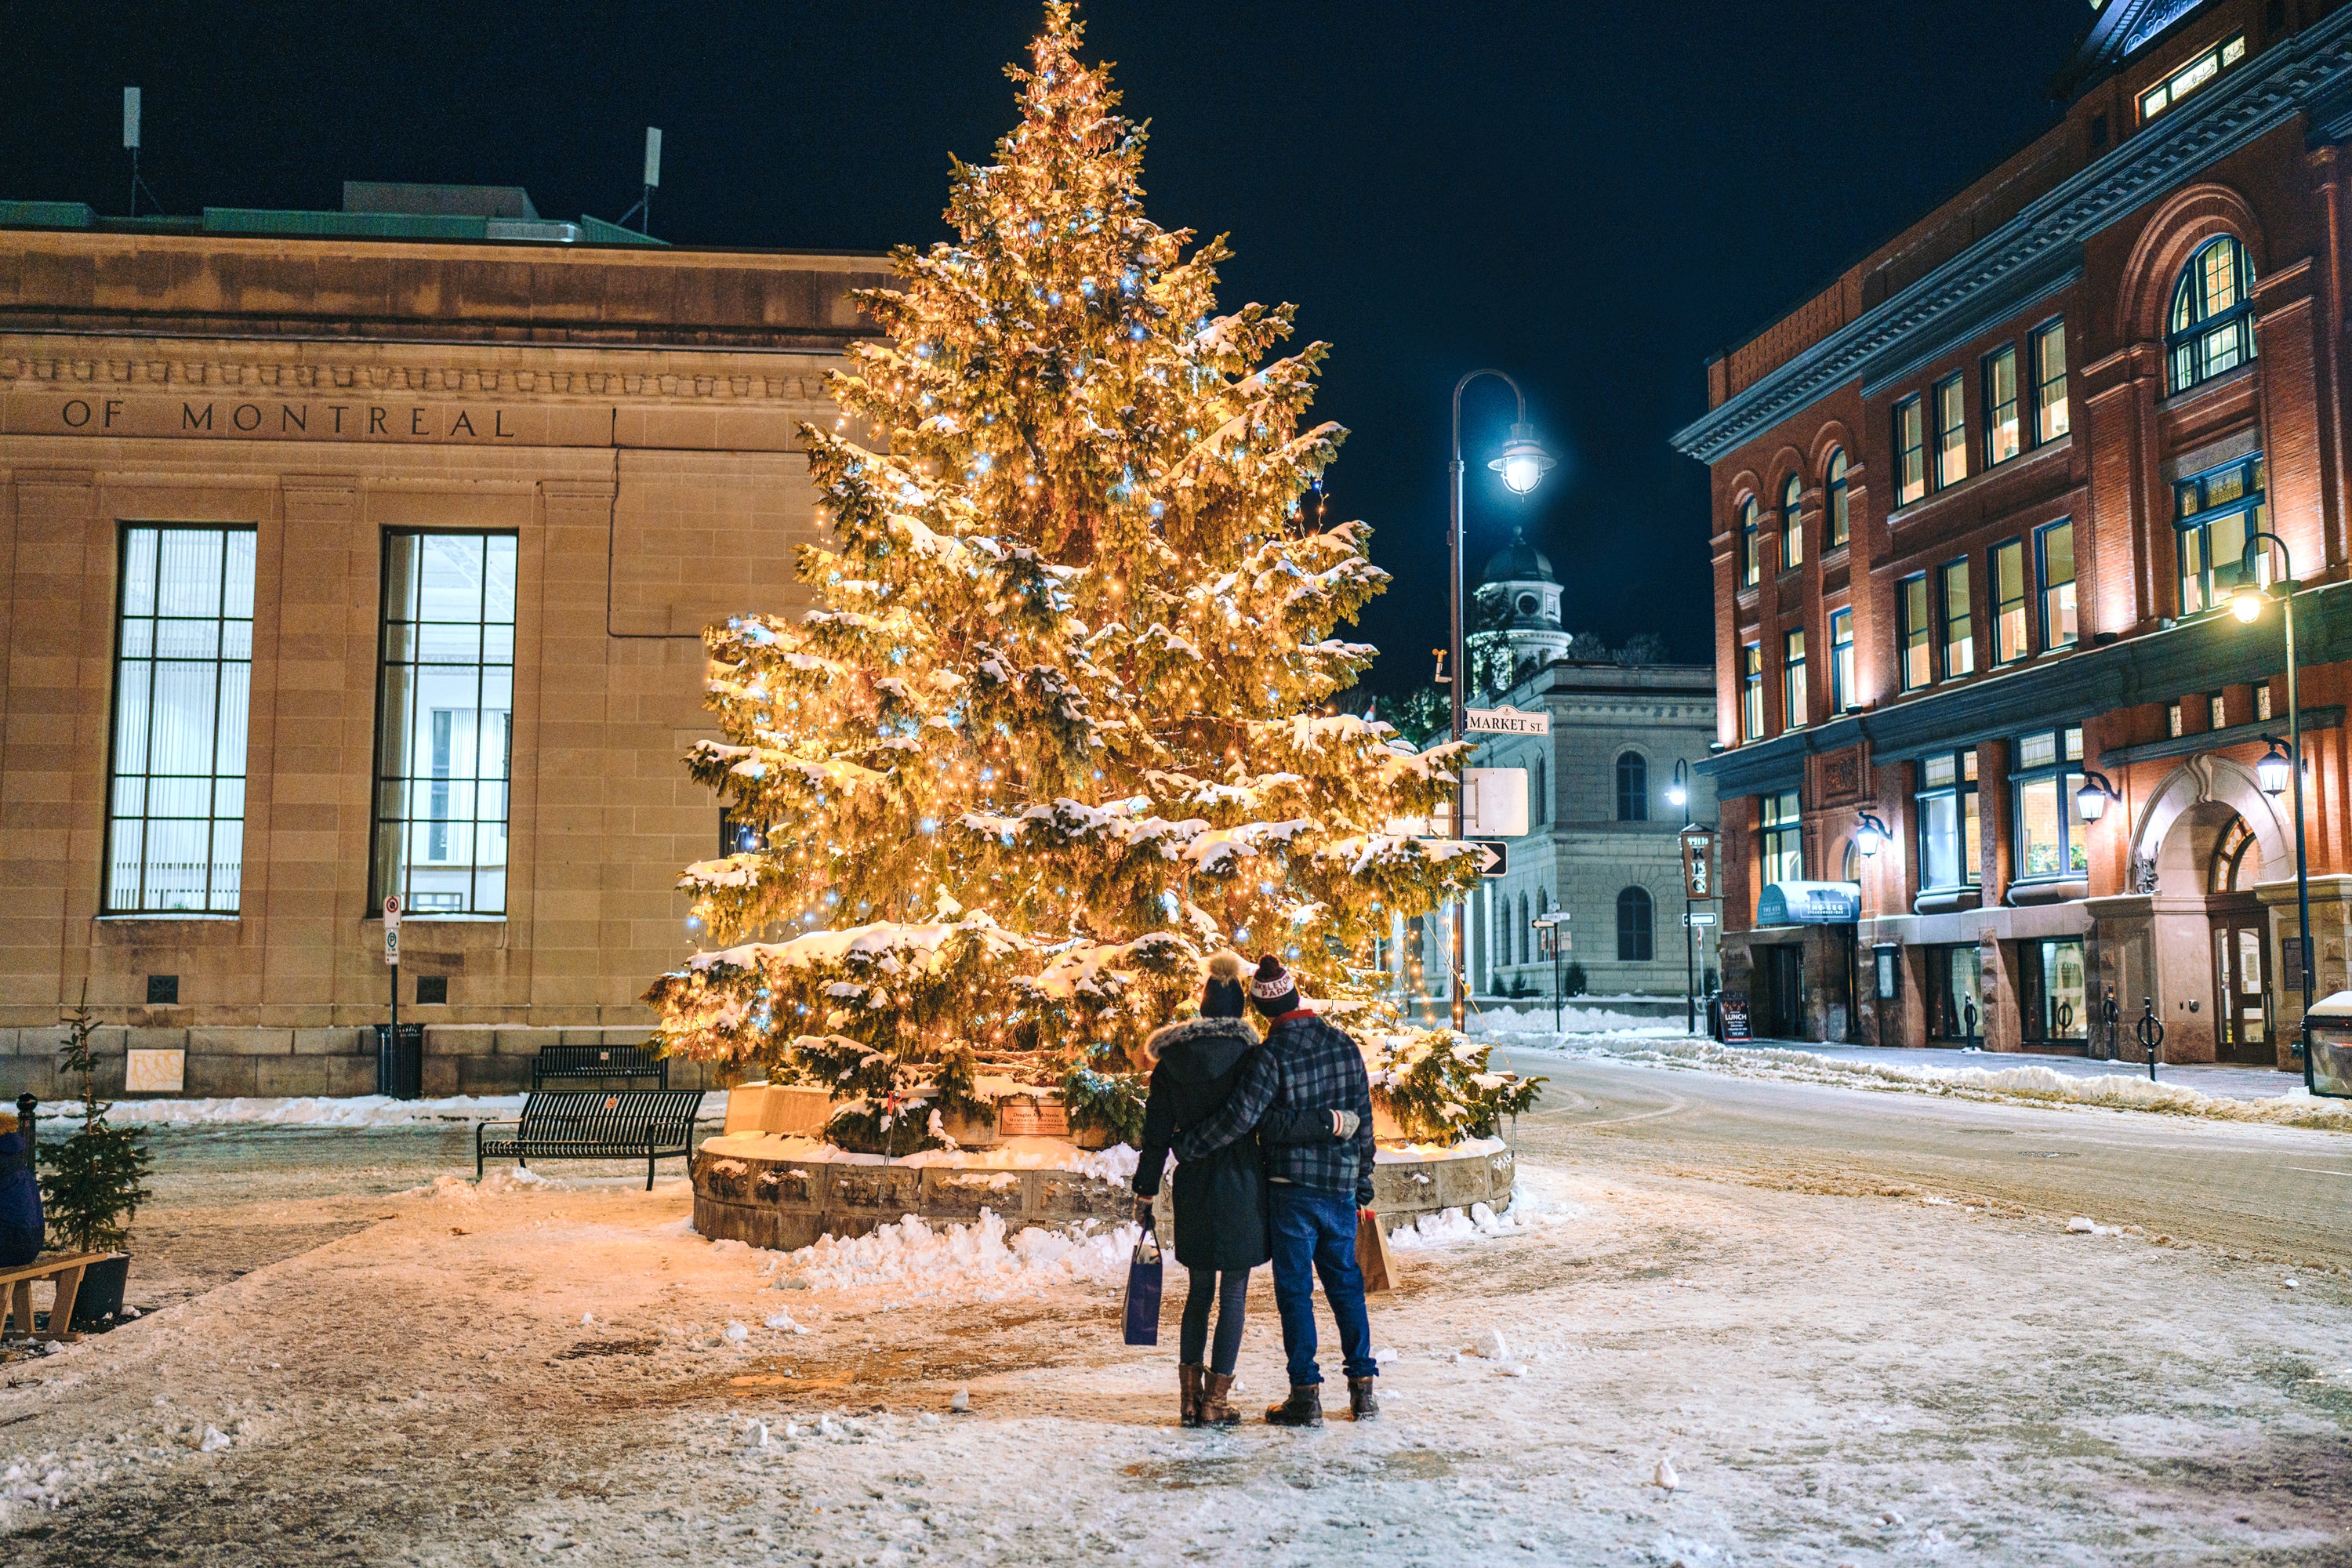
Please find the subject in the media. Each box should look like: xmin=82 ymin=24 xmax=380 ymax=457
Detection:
xmin=996 ymin=1094 xmax=1069 ymax=1138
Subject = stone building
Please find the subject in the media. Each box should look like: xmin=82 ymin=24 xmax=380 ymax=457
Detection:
xmin=1677 ymin=0 xmax=2352 ymax=1069
xmin=0 ymin=187 xmax=884 ymax=1096
xmin=1414 ymin=534 xmax=1718 ymax=1011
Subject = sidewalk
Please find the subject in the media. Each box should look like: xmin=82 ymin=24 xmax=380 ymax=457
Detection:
xmin=1563 ymin=1034 xmax=2300 ymax=1105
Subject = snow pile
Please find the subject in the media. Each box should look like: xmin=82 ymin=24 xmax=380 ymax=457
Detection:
xmin=784 ymin=1209 xmax=1138 ymax=1298
xmin=1519 ymin=1036 xmax=2352 ymax=1132
xmin=1388 ymin=1200 xmax=1533 ymax=1250
xmin=1470 ymin=1004 xmax=1686 ymax=1039
xmin=1375 ymin=1134 xmax=1509 ymax=1164
xmin=36 ymin=1091 xmax=724 ymax=1129
xmin=399 ymin=1168 xmax=569 ymax=1203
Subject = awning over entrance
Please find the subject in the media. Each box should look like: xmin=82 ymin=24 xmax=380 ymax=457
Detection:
xmin=1756 ymin=881 xmax=1863 ymax=926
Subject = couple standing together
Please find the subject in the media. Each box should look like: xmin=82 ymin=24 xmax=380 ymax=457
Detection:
xmin=1131 ymin=952 xmax=1379 ymax=1429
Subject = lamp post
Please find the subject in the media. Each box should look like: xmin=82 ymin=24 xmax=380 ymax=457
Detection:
xmin=2230 ymin=534 xmax=2316 ymax=1091
xmin=1447 ymin=371 xmax=1553 ymax=1031
xmin=1670 ymin=760 xmax=1695 ymax=1032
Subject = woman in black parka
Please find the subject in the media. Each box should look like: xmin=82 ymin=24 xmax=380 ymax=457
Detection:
xmin=1133 ymin=952 xmax=1352 ymax=1427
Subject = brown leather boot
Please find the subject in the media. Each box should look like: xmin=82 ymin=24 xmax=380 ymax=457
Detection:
xmin=1200 ymin=1370 xmax=1241 ymax=1428
xmin=1348 ymin=1377 xmax=1380 ymax=1421
xmin=1178 ymin=1363 xmax=1204 ymax=1428
xmin=1265 ymin=1383 xmax=1323 ymax=1428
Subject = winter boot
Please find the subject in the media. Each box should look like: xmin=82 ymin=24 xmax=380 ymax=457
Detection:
xmin=1178 ymin=1363 xmax=1204 ymax=1428
xmin=1200 ymin=1370 xmax=1242 ymax=1428
xmin=1348 ymin=1377 xmax=1380 ymax=1421
xmin=1265 ymin=1383 xmax=1323 ymax=1428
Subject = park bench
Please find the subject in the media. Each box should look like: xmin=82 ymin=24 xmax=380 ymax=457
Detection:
xmin=475 ymin=1090 xmax=703 ymax=1189
xmin=0 ymin=1252 xmax=118 ymax=1343
xmin=531 ymin=1042 xmax=669 ymax=1091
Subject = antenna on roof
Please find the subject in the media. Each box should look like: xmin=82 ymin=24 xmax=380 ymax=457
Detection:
xmin=616 ymin=127 xmax=662 ymax=236
xmin=122 ymin=88 xmax=161 ymax=217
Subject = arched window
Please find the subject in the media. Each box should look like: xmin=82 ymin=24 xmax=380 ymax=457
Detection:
xmin=1517 ymin=893 xmax=1530 ymax=965
xmin=1616 ymin=887 xmax=1653 ymax=962
xmin=1780 ymin=474 xmax=1805 ymax=569
xmin=2168 ymin=236 xmax=2258 ymax=394
xmin=1531 ymin=757 xmax=1547 ymax=826
xmin=1739 ymin=498 xmax=1760 ymax=586
xmin=1841 ymin=837 xmax=1860 ymax=883
xmin=1616 ymin=752 xmax=1649 ymax=822
xmin=1825 ymin=448 xmax=1849 ymax=549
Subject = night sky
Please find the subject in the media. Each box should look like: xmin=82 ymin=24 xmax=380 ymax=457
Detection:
xmin=3 ymin=1 xmax=2093 ymax=692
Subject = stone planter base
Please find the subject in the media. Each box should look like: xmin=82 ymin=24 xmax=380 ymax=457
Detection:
xmin=691 ymin=1134 xmax=1517 ymax=1252
xmin=693 ymin=1144 xmax=1133 ymax=1251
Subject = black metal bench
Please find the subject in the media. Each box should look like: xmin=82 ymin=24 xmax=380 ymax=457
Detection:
xmin=531 ymin=1042 xmax=669 ymax=1091
xmin=475 ymin=1090 xmax=704 ymax=1189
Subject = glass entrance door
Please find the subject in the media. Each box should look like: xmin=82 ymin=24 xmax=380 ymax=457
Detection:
xmin=2211 ymin=920 xmax=2271 ymax=1063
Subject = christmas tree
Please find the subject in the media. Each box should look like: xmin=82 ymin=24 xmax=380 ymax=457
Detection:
xmin=645 ymin=4 xmax=1482 ymax=1152
xmin=40 ymin=997 xmax=151 ymax=1254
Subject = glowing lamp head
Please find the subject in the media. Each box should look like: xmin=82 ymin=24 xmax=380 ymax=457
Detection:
xmin=2075 ymin=778 xmax=2109 ymax=823
xmin=1854 ymin=811 xmax=1889 ymax=859
xmin=1666 ymin=783 xmax=1688 ymax=808
xmin=2232 ymin=583 xmax=2265 ymax=623
xmin=1489 ymin=423 xmax=1555 ymax=497
xmin=2258 ymin=739 xmax=2294 ymax=797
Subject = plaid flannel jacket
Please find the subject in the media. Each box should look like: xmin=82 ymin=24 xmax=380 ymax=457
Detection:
xmin=1172 ymin=1010 xmax=1376 ymax=1204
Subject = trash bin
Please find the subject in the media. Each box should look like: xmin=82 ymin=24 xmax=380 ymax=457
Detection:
xmin=2303 ymin=992 xmax=2352 ymax=1099
xmin=375 ymin=1022 xmax=423 ymax=1100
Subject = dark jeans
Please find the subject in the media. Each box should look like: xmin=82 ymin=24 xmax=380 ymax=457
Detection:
xmin=1267 ymin=1185 xmax=1377 ymax=1387
xmin=0 ymin=1224 xmax=40 ymax=1269
xmin=1179 ymin=1266 xmax=1250 ymax=1376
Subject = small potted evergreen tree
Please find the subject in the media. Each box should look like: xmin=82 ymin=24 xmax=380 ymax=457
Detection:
xmin=38 ymin=999 xmax=151 ymax=1327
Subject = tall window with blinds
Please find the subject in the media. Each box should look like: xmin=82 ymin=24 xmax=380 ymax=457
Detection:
xmin=105 ymin=526 xmax=257 ymax=913
xmin=372 ymin=532 xmax=517 ymax=915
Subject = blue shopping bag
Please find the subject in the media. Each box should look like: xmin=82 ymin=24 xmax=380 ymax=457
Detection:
xmin=1121 ymin=1220 xmax=1163 ymax=1346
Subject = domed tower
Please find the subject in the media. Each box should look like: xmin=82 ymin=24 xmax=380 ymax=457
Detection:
xmin=1468 ymin=527 xmax=1571 ymax=695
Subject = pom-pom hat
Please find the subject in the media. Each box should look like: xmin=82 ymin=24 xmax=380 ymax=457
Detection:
xmin=1248 ymin=954 xmax=1300 ymax=1017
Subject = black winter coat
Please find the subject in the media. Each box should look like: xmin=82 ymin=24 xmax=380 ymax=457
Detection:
xmin=1133 ymin=1018 xmax=1269 ymax=1272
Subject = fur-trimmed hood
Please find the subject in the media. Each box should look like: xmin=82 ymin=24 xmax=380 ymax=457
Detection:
xmin=1142 ymin=1015 xmax=1258 ymax=1079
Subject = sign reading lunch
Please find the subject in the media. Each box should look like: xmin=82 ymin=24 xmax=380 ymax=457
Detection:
xmin=1464 ymin=703 xmax=1550 ymax=736
xmin=5 ymin=392 xmax=610 ymax=447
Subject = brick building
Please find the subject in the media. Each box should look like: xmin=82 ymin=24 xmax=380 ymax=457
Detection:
xmin=0 ymin=188 xmax=883 ymax=1096
xmin=1677 ymin=0 xmax=2352 ymax=1069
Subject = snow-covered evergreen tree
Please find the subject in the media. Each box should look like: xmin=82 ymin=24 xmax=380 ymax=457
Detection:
xmin=644 ymin=4 xmax=1478 ymax=1151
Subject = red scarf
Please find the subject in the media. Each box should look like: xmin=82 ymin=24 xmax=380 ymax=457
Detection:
xmin=1272 ymin=1007 xmax=1315 ymax=1025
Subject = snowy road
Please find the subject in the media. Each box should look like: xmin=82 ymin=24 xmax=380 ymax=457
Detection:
xmin=1499 ymin=1051 xmax=2352 ymax=1270
xmin=2 ymin=1077 xmax=2347 ymax=1566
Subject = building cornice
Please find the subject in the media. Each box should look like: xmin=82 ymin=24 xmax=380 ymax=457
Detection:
xmin=1694 ymin=579 xmax=2352 ymax=796
xmin=1672 ymin=9 xmax=2352 ymax=464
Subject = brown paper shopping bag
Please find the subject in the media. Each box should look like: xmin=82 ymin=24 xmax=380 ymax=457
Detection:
xmin=1355 ymin=1207 xmax=1396 ymax=1294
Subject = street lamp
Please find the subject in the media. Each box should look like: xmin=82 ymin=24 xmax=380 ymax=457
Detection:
xmin=1490 ymin=424 xmax=1556 ymax=497
xmin=1447 ymin=371 xmax=1552 ymax=1031
xmin=2230 ymin=535 xmax=2317 ymax=1091
xmin=1672 ymin=760 xmax=1696 ymax=1033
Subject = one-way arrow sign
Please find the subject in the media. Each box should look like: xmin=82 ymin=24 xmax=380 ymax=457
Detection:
xmin=1472 ymin=839 xmax=1508 ymax=877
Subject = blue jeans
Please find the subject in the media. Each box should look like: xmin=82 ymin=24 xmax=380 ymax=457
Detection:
xmin=1267 ymin=1185 xmax=1377 ymax=1387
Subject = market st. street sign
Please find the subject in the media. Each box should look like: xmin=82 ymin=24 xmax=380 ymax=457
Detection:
xmin=1465 ymin=704 xmax=1549 ymax=736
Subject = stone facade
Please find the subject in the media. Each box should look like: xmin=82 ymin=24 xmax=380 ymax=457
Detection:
xmin=1416 ymin=660 xmax=1719 ymax=1009
xmin=1679 ymin=0 xmax=2350 ymax=1070
xmin=0 ymin=218 xmax=889 ymax=1096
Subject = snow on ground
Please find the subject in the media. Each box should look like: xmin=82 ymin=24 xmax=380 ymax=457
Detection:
xmin=1469 ymin=1002 xmax=1688 ymax=1036
xmin=697 ymin=1131 xmax=1141 ymax=1183
xmin=1506 ymin=1032 xmax=2352 ymax=1133
xmin=3 ymin=1132 xmax=2343 ymax=1566
xmin=35 ymin=1090 xmax=728 ymax=1129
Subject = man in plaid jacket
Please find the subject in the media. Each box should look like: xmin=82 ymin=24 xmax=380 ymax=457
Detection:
xmin=1174 ymin=954 xmax=1378 ymax=1426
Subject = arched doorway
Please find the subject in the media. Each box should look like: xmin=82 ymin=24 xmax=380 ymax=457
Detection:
xmin=2123 ymin=757 xmax=2288 ymax=1065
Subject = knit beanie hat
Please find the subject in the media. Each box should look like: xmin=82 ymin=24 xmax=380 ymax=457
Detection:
xmin=1248 ymin=953 xmax=1299 ymax=1017
xmin=1201 ymin=950 xmax=1247 ymax=1019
